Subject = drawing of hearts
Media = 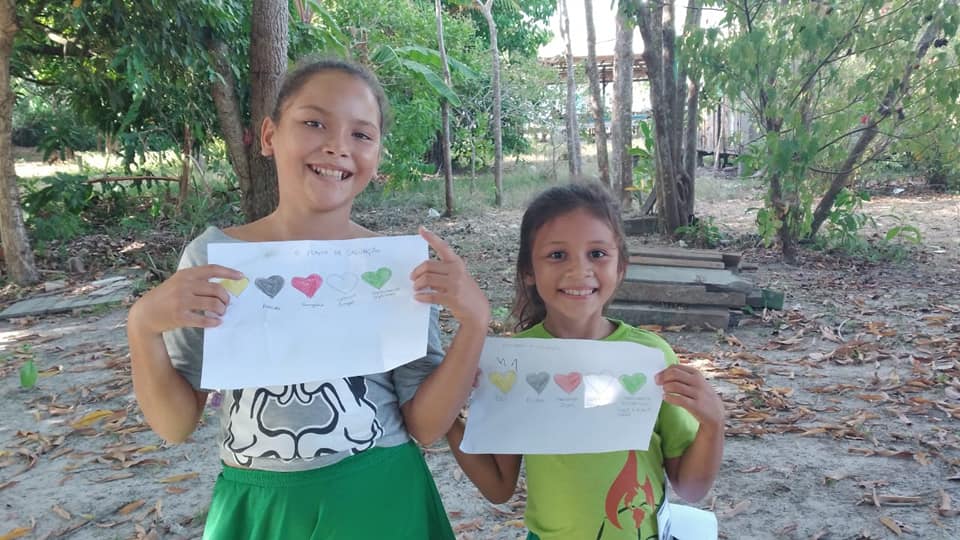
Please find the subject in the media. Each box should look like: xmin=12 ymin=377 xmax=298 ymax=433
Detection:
xmin=619 ymin=373 xmax=647 ymax=394
xmin=488 ymin=370 xmax=517 ymax=394
xmin=553 ymin=372 xmax=582 ymax=394
xmin=254 ymin=275 xmax=285 ymax=298
xmin=361 ymin=267 xmax=392 ymax=289
xmin=291 ymin=274 xmax=323 ymax=298
xmin=219 ymin=277 xmax=249 ymax=296
xmin=327 ymin=273 xmax=359 ymax=295
xmin=525 ymin=372 xmax=550 ymax=394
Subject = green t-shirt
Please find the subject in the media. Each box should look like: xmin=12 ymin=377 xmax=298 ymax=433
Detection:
xmin=518 ymin=320 xmax=700 ymax=540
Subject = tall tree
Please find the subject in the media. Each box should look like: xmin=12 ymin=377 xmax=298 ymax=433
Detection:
xmin=436 ymin=0 xmax=455 ymax=216
xmin=704 ymin=0 xmax=959 ymax=263
xmin=0 ymin=0 xmax=38 ymax=284
xmin=583 ymin=0 xmax=610 ymax=187
xmin=632 ymin=0 xmax=702 ymax=233
xmin=476 ymin=0 xmax=504 ymax=206
xmin=610 ymin=6 xmax=634 ymax=207
xmin=559 ymin=0 xmax=582 ymax=178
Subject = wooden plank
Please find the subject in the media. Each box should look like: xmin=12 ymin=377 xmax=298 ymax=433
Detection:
xmin=615 ymin=281 xmax=746 ymax=307
xmin=606 ymin=303 xmax=731 ymax=329
xmin=630 ymin=246 xmax=724 ymax=262
xmin=623 ymin=265 xmax=755 ymax=293
xmin=627 ymin=255 xmax=726 ymax=270
xmin=629 ymin=246 xmax=742 ymax=269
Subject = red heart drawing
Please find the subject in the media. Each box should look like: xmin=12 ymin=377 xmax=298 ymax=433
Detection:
xmin=554 ymin=372 xmax=582 ymax=394
xmin=291 ymin=274 xmax=323 ymax=298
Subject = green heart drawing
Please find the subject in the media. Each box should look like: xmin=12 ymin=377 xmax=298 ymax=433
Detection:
xmin=619 ymin=372 xmax=647 ymax=394
xmin=362 ymin=267 xmax=392 ymax=289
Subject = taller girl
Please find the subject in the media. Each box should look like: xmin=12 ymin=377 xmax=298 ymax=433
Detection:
xmin=127 ymin=59 xmax=489 ymax=539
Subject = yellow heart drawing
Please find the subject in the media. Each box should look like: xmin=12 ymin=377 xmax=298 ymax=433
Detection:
xmin=219 ymin=277 xmax=249 ymax=296
xmin=488 ymin=370 xmax=517 ymax=394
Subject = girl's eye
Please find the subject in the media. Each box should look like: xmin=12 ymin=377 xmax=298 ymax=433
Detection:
xmin=590 ymin=249 xmax=608 ymax=259
xmin=304 ymin=120 xmax=324 ymax=129
xmin=353 ymin=131 xmax=372 ymax=141
xmin=547 ymin=251 xmax=565 ymax=260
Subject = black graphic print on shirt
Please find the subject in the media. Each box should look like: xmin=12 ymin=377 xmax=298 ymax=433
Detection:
xmin=223 ymin=376 xmax=383 ymax=465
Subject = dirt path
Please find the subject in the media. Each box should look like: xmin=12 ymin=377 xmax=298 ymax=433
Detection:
xmin=1 ymin=174 xmax=958 ymax=539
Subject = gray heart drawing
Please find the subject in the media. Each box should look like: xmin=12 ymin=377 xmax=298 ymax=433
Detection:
xmin=525 ymin=371 xmax=550 ymax=395
xmin=254 ymin=275 xmax=285 ymax=298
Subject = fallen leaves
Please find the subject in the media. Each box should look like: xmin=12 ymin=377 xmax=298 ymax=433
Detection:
xmin=939 ymin=489 xmax=959 ymax=517
xmin=0 ymin=527 xmax=33 ymax=540
xmin=879 ymin=516 xmax=902 ymax=535
xmin=158 ymin=472 xmax=199 ymax=484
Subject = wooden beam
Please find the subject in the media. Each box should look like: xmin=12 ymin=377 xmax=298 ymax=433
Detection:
xmin=628 ymin=255 xmax=725 ymax=269
xmin=615 ymin=281 xmax=746 ymax=306
xmin=606 ymin=302 xmax=730 ymax=329
xmin=623 ymin=265 xmax=755 ymax=293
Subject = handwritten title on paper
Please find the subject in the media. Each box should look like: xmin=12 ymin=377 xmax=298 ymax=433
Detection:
xmin=200 ymin=235 xmax=430 ymax=390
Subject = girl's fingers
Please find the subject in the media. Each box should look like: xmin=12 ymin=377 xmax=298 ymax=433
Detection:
xmin=410 ymin=260 xmax=450 ymax=280
xmin=419 ymin=227 xmax=459 ymax=262
xmin=196 ymin=264 xmax=244 ymax=281
xmin=199 ymin=282 xmax=232 ymax=306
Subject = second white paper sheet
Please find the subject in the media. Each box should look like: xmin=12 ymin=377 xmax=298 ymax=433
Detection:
xmin=201 ymin=235 xmax=429 ymax=389
xmin=461 ymin=337 xmax=667 ymax=455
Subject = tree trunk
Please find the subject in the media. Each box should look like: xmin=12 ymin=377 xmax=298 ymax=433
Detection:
xmin=583 ymin=0 xmax=609 ymax=187
xmin=559 ymin=0 xmax=582 ymax=178
xmin=808 ymin=14 xmax=942 ymax=238
xmin=636 ymin=1 xmax=697 ymax=234
xmin=0 ymin=1 xmax=38 ymax=285
xmin=679 ymin=0 xmax=701 ymax=220
xmin=208 ymin=38 xmax=253 ymax=198
xmin=435 ymin=0 xmax=455 ymax=217
xmin=245 ymin=0 xmax=288 ymax=221
xmin=610 ymin=8 xmax=634 ymax=208
xmin=478 ymin=1 xmax=503 ymax=206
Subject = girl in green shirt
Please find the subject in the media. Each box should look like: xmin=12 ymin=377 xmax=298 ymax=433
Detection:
xmin=447 ymin=182 xmax=724 ymax=539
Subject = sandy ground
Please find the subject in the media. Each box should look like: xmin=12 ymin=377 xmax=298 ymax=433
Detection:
xmin=1 ymin=171 xmax=959 ymax=539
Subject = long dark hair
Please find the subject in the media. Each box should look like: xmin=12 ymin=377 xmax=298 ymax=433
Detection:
xmin=511 ymin=181 xmax=629 ymax=332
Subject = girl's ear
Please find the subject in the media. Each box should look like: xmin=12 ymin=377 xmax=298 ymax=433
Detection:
xmin=523 ymin=272 xmax=536 ymax=286
xmin=260 ymin=116 xmax=277 ymax=157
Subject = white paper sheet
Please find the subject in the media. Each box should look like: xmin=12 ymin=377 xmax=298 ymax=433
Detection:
xmin=461 ymin=337 xmax=667 ymax=454
xmin=657 ymin=495 xmax=719 ymax=540
xmin=201 ymin=235 xmax=429 ymax=389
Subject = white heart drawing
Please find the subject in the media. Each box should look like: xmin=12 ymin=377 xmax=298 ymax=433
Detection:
xmin=583 ymin=374 xmax=622 ymax=408
xmin=327 ymin=273 xmax=359 ymax=295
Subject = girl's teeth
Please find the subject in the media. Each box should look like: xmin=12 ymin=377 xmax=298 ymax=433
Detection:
xmin=563 ymin=289 xmax=593 ymax=296
xmin=311 ymin=166 xmax=344 ymax=179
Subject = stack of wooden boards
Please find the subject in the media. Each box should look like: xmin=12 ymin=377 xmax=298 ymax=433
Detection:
xmin=607 ymin=246 xmax=783 ymax=329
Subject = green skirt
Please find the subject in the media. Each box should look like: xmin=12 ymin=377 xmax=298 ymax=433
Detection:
xmin=203 ymin=441 xmax=455 ymax=540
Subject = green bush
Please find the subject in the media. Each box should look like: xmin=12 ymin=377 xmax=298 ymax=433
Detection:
xmin=21 ymin=173 xmax=95 ymax=244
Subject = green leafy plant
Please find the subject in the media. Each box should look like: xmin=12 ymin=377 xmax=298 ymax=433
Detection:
xmin=674 ymin=216 xmax=723 ymax=248
xmin=21 ymin=173 xmax=95 ymax=244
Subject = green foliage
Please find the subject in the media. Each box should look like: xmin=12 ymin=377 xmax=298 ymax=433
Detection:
xmin=462 ymin=0 xmax=556 ymax=58
xmin=21 ymin=173 xmax=95 ymax=244
xmin=629 ymin=120 xmax=655 ymax=193
xmin=701 ymin=0 xmax=960 ymax=252
xmin=674 ymin=217 xmax=723 ymax=249
xmin=821 ymin=189 xmax=874 ymax=249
